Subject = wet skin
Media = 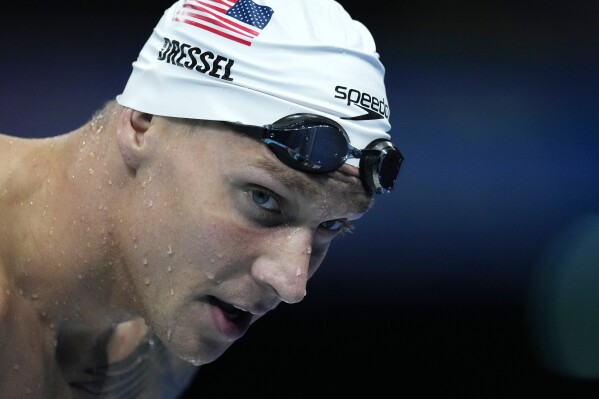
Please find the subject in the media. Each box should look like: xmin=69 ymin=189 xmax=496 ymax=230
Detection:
xmin=0 ymin=106 xmax=373 ymax=397
xmin=118 ymin=112 xmax=373 ymax=365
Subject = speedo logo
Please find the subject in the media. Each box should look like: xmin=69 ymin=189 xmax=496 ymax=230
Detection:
xmin=334 ymin=86 xmax=390 ymax=121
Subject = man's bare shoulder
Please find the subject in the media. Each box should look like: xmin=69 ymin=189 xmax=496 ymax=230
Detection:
xmin=0 ymin=269 xmax=9 ymax=326
xmin=0 ymin=133 xmax=25 ymax=163
xmin=0 ymin=134 xmax=36 ymax=203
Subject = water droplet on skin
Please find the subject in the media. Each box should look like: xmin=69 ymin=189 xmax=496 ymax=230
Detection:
xmin=88 ymin=168 xmax=94 ymax=175
xmin=167 ymin=265 xmax=172 ymax=273
xmin=148 ymin=200 xmax=153 ymax=207
xmin=287 ymin=227 xmax=301 ymax=240
xmin=307 ymin=246 xmax=312 ymax=255
xmin=166 ymin=245 xmax=173 ymax=255
xmin=108 ymin=179 xmax=113 ymax=185
xmin=31 ymin=293 xmax=39 ymax=300
xmin=148 ymin=338 xmax=155 ymax=346
xmin=145 ymin=278 xmax=151 ymax=285
xmin=143 ymin=258 xmax=148 ymax=266
xmin=78 ymin=274 xmax=83 ymax=280
xmin=295 ymin=267 xmax=302 ymax=277
xmin=19 ymin=288 xmax=23 ymax=296
xmin=170 ymin=288 xmax=174 ymax=296
xmin=167 ymin=328 xmax=172 ymax=341
xmin=216 ymin=253 xmax=223 ymax=258
xmin=205 ymin=271 xmax=215 ymax=280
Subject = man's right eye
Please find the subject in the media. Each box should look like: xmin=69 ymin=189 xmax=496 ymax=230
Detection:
xmin=249 ymin=189 xmax=281 ymax=213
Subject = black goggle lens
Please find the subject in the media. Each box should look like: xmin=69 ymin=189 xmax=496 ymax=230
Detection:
xmin=232 ymin=113 xmax=403 ymax=194
xmin=380 ymin=149 xmax=402 ymax=189
xmin=266 ymin=123 xmax=348 ymax=172
xmin=360 ymin=139 xmax=403 ymax=194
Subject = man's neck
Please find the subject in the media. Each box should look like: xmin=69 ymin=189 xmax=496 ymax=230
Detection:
xmin=0 ymin=126 xmax=138 ymax=332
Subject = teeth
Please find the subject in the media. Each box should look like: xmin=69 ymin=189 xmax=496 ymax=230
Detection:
xmin=219 ymin=301 xmax=249 ymax=320
xmin=233 ymin=304 xmax=248 ymax=312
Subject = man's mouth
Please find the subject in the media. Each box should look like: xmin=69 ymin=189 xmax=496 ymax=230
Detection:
xmin=207 ymin=296 xmax=254 ymax=339
xmin=219 ymin=300 xmax=248 ymax=320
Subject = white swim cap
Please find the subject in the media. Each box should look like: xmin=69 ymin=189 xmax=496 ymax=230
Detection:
xmin=116 ymin=0 xmax=392 ymax=167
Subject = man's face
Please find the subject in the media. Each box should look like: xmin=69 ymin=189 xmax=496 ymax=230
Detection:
xmin=120 ymin=117 xmax=372 ymax=365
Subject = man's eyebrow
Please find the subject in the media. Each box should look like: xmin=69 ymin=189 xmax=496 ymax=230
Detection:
xmin=254 ymin=159 xmax=320 ymax=198
xmin=254 ymin=159 xmax=373 ymax=214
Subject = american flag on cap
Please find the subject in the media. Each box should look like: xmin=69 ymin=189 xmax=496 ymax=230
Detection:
xmin=174 ymin=0 xmax=274 ymax=46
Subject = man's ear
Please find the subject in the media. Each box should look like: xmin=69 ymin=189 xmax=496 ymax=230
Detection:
xmin=116 ymin=108 xmax=153 ymax=170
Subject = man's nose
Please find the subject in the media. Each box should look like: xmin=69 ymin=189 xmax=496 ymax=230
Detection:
xmin=250 ymin=226 xmax=313 ymax=304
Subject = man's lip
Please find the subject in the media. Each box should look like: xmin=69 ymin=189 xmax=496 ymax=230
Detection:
xmin=207 ymin=296 xmax=254 ymax=340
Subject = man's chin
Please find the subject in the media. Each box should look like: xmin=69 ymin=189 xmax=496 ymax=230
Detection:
xmin=163 ymin=330 xmax=234 ymax=367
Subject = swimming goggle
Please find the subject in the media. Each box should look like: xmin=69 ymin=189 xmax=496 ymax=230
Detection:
xmin=229 ymin=113 xmax=403 ymax=194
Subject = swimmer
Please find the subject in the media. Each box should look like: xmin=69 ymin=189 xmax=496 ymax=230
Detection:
xmin=0 ymin=0 xmax=403 ymax=397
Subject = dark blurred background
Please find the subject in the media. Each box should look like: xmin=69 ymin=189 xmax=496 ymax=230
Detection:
xmin=2 ymin=0 xmax=599 ymax=396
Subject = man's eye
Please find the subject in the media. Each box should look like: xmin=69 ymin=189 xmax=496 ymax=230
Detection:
xmin=250 ymin=189 xmax=280 ymax=212
xmin=319 ymin=219 xmax=350 ymax=232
